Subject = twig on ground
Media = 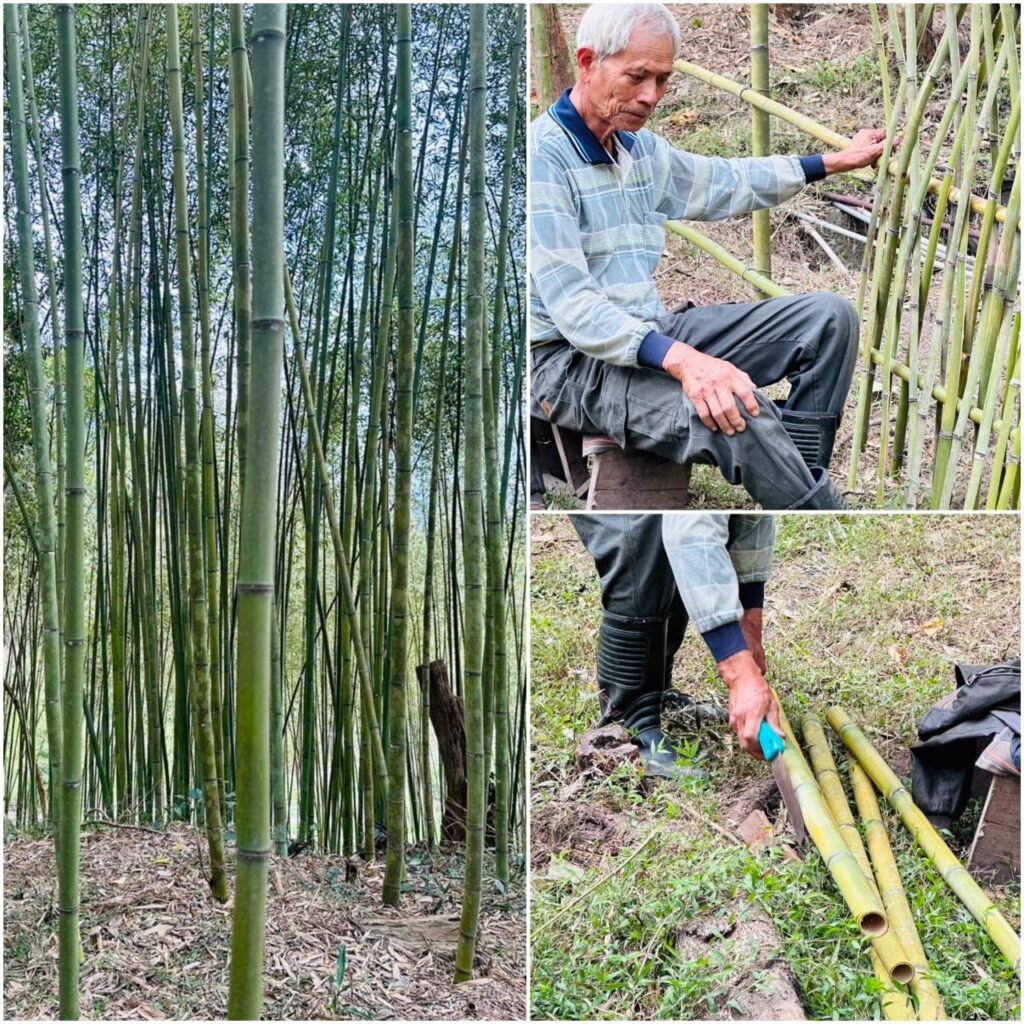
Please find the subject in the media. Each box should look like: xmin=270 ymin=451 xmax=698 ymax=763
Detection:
xmin=81 ymin=818 xmax=164 ymax=836
xmin=533 ymin=831 xmax=658 ymax=938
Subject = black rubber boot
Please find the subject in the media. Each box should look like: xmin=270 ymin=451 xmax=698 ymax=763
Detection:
xmin=786 ymin=465 xmax=847 ymax=510
xmin=597 ymin=611 xmax=703 ymax=779
xmin=776 ymin=400 xmax=840 ymax=469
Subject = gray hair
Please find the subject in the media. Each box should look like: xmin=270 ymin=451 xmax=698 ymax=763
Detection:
xmin=576 ymin=4 xmax=681 ymax=62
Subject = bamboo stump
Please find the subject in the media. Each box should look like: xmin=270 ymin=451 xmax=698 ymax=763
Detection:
xmin=585 ymin=448 xmax=691 ymax=510
xmin=422 ymin=660 xmax=468 ymax=842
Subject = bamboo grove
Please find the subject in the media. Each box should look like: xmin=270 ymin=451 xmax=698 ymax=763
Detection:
xmin=667 ymin=4 xmax=1021 ymax=508
xmin=3 ymin=3 xmax=527 ymax=1014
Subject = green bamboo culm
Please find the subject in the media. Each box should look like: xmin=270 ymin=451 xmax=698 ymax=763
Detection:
xmin=5 ymin=3 xmax=64 ymax=845
xmin=192 ymin=2 xmax=227 ymax=823
xmin=165 ymin=1 xmax=229 ymax=904
xmin=750 ymin=4 xmax=771 ymax=288
xmin=230 ymin=4 xmax=252 ymax=499
xmin=455 ymin=1 xmax=488 ymax=983
xmin=227 ymin=5 xmax=286 ymax=1018
xmin=383 ymin=1 xmax=415 ymax=907
xmin=55 ymin=5 xmax=85 ymax=1017
xmin=487 ymin=1 xmax=525 ymax=888
xmin=827 ymin=706 xmax=1021 ymax=975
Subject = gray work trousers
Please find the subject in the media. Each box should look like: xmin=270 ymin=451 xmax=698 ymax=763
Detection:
xmin=532 ymin=292 xmax=858 ymax=509
xmin=572 ymin=513 xmax=689 ymax=656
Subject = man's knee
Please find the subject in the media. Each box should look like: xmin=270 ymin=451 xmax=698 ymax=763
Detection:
xmin=813 ymin=292 xmax=859 ymax=349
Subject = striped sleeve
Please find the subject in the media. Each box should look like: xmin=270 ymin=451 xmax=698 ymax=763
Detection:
xmin=651 ymin=133 xmax=808 ymax=221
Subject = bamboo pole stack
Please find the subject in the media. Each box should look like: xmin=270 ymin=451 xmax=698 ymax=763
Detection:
xmin=767 ymin=699 xmax=1017 ymax=1018
xmin=673 ymin=5 xmax=1019 ymax=507
xmin=827 ymin=707 xmax=1021 ymax=977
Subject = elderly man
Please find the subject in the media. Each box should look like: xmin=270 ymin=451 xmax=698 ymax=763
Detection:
xmin=531 ymin=3 xmax=899 ymax=509
xmin=573 ymin=513 xmax=781 ymax=778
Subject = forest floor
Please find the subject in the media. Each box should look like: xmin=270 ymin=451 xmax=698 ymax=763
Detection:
xmin=3 ymin=826 xmax=526 ymax=1020
xmin=529 ymin=514 xmax=1021 ymax=1020
xmin=534 ymin=4 xmax=1008 ymax=510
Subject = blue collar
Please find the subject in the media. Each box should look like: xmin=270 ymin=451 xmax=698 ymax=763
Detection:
xmin=548 ymin=88 xmax=637 ymax=165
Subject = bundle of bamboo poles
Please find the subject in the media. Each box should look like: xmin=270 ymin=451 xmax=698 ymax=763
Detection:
xmin=672 ymin=4 xmax=1019 ymax=508
xmin=769 ymin=696 xmax=1018 ymax=1019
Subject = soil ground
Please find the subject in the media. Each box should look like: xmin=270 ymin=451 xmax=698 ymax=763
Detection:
xmin=529 ymin=514 xmax=1021 ymax=1020
xmin=3 ymin=826 xmax=526 ymax=1021
xmin=533 ymin=4 xmax=1015 ymax=510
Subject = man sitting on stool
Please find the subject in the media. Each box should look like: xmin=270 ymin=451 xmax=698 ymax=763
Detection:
xmin=530 ymin=2 xmax=901 ymax=509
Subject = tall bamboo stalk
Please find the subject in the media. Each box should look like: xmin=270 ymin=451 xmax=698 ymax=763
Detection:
xmin=56 ymin=5 xmax=86 ymax=1016
xmin=384 ymin=1 xmax=415 ymax=907
xmin=827 ymin=707 xmax=1021 ymax=975
xmin=6 ymin=0 xmax=64 ymax=847
xmin=165 ymin=1 xmax=228 ymax=903
xmin=227 ymin=5 xmax=286 ymax=1017
xmin=455 ymin=2 xmax=488 ymax=982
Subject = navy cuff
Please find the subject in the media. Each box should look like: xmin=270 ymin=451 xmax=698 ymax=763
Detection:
xmin=637 ymin=329 xmax=676 ymax=369
xmin=703 ymin=621 xmax=749 ymax=663
xmin=738 ymin=581 xmax=765 ymax=609
xmin=800 ymin=154 xmax=827 ymax=184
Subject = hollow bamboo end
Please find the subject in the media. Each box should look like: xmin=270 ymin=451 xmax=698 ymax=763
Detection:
xmin=860 ymin=911 xmax=888 ymax=937
xmin=889 ymin=961 xmax=914 ymax=984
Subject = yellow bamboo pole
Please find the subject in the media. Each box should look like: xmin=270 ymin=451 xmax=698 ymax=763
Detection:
xmin=803 ymin=715 xmax=916 ymax=1002
xmin=772 ymin=700 xmax=889 ymax=937
xmin=851 ymin=762 xmax=946 ymax=1020
xmin=673 ymin=57 xmax=1009 ymax=223
xmin=826 ymin=707 xmax=1021 ymax=975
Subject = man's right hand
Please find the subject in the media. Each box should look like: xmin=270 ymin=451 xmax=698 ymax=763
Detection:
xmin=662 ymin=340 xmax=760 ymax=436
xmin=717 ymin=648 xmax=781 ymax=760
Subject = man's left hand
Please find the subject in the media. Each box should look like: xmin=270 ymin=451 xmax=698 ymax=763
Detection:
xmin=739 ymin=608 xmax=766 ymax=675
xmin=823 ymin=128 xmax=901 ymax=174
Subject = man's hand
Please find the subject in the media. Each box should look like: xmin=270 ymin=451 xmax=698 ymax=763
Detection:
xmin=717 ymin=648 xmax=781 ymax=760
xmin=662 ymin=340 xmax=760 ymax=436
xmin=739 ymin=607 xmax=766 ymax=675
xmin=824 ymin=128 xmax=903 ymax=175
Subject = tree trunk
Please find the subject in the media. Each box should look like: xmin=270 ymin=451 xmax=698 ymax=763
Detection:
xmin=422 ymin=660 xmax=467 ymax=843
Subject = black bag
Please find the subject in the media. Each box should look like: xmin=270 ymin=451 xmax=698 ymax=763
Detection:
xmin=910 ymin=659 xmax=1020 ymax=825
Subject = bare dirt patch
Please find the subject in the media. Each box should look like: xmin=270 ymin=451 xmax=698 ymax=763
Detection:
xmin=530 ymin=797 xmax=630 ymax=871
xmin=3 ymin=825 xmax=526 ymax=1021
xmin=674 ymin=904 xmax=807 ymax=1020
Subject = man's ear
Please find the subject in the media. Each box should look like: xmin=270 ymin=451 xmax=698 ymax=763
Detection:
xmin=576 ymin=46 xmax=597 ymax=83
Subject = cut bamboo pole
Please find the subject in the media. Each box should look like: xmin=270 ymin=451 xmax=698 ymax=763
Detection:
xmin=666 ymin=221 xmax=788 ymax=297
xmin=826 ymin=707 xmax=1021 ymax=975
xmin=851 ymin=762 xmax=946 ymax=1020
xmin=772 ymin=703 xmax=889 ymax=938
xmin=672 ymin=53 xmax=1007 ymax=223
xmin=802 ymin=715 xmax=915 ymax=996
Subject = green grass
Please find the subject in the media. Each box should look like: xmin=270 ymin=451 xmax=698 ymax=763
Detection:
xmin=530 ymin=514 xmax=1020 ymax=1021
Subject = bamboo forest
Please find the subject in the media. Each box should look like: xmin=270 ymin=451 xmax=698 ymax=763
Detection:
xmin=3 ymin=3 xmax=527 ymax=1019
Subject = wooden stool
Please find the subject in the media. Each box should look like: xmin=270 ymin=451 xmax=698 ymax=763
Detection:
xmin=967 ymin=773 xmax=1020 ymax=884
xmin=585 ymin=447 xmax=691 ymax=510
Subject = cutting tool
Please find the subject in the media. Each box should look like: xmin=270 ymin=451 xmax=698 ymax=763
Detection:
xmin=758 ymin=719 xmax=807 ymax=845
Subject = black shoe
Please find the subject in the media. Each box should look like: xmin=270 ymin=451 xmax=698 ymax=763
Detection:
xmin=597 ymin=611 xmax=705 ymax=780
xmin=776 ymin=400 xmax=840 ymax=470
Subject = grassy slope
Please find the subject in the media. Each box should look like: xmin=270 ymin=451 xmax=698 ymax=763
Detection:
xmin=530 ymin=514 xmax=1020 ymax=1020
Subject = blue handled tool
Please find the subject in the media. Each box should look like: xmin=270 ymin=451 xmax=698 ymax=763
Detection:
xmin=758 ymin=718 xmax=806 ymax=845
xmin=758 ymin=719 xmax=785 ymax=761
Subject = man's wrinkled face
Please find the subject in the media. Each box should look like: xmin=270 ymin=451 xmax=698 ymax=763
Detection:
xmin=577 ymin=25 xmax=675 ymax=137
